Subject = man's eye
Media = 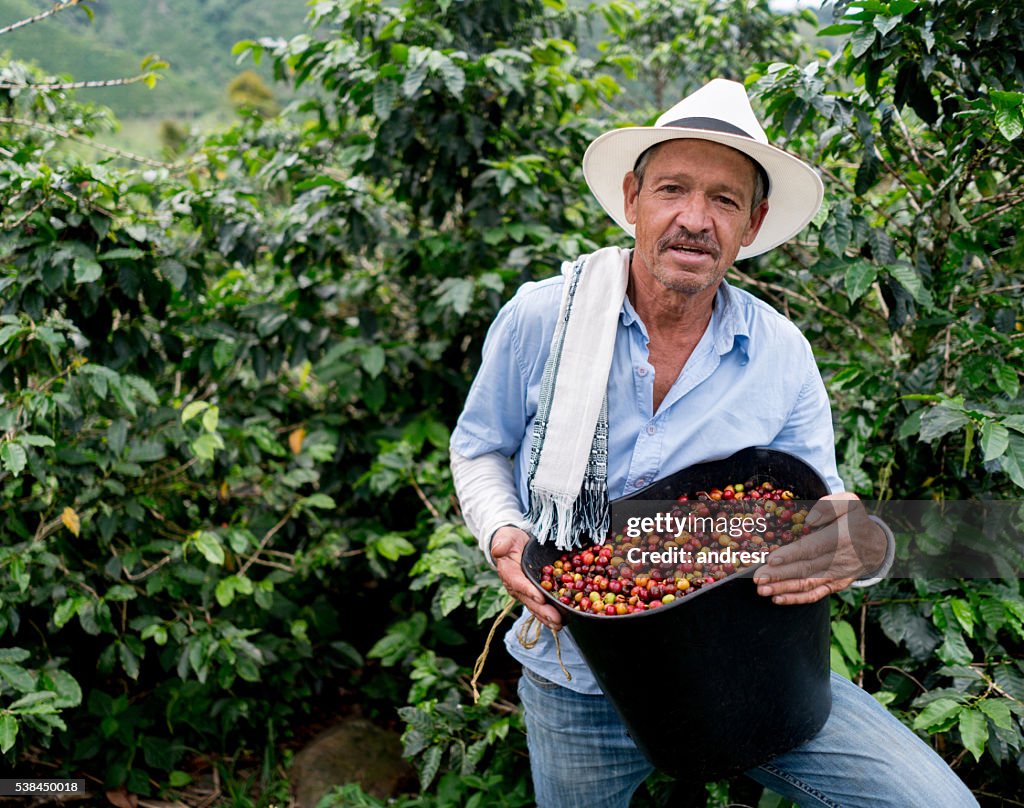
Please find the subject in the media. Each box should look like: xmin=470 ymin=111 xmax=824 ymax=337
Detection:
xmin=659 ymin=185 xmax=681 ymax=193
xmin=717 ymin=196 xmax=739 ymax=207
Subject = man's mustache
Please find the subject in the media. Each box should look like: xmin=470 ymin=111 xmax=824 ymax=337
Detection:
xmin=657 ymin=228 xmax=721 ymax=260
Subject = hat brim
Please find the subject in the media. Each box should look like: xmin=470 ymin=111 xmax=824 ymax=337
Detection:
xmin=582 ymin=127 xmax=823 ymax=261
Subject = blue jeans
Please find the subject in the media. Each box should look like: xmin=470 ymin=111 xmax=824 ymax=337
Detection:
xmin=517 ymin=668 xmax=978 ymax=808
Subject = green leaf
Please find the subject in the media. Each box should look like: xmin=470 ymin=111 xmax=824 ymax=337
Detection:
xmin=937 ymin=628 xmax=972 ymax=666
xmin=913 ymin=698 xmax=962 ymax=731
xmin=994 ymin=364 xmax=1020 ymax=398
xmin=435 ymin=277 xmax=475 ymax=316
xmin=141 ymin=624 xmax=168 ymax=645
xmin=1000 ymin=434 xmax=1024 ymax=489
xmin=829 ymin=645 xmax=851 ymax=679
xmin=897 ymin=409 xmax=923 ymax=440
xmin=162 ymin=259 xmax=188 ymax=290
xmin=0 ymin=663 xmax=35 ymax=692
xmin=979 ymin=699 xmax=1014 ymax=731
xmin=300 ymin=493 xmax=335 ymax=510
xmin=8 ymin=690 xmax=57 ymax=713
xmin=851 ymin=27 xmax=876 ymax=58
xmin=0 ymin=324 xmax=26 ymax=348
xmin=201 ymin=405 xmax=219 ymax=433
xmin=1 ymin=442 xmax=27 ymax=476
xmin=169 ymin=771 xmax=192 ymax=787
xmin=373 ymin=79 xmax=398 ymax=121
xmin=949 ymin=598 xmax=974 ymax=637
xmin=48 ymin=670 xmax=82 ymax=708
xmin=98 ymin=248 xmax=145 ymax=261
xmin=994 ymin=106 xmax=1024 ymax=141
xmin=832 ymin=620 xmax=861 ymax=664
xmin=817 ymin=23 xmax=861 ymax=36
xmin=419 ymin=744 xmax=442 ymax=790
xmin=361 ymin=345 xmax=386 ymax=378
xmin=181 ymin=401 xmax=209 ymax=423
xmin=190 ymin=432 xmax=224 ymax=461
xmin=193 ymin=531 xmax=225 ymax=566
xmin=991 ymin=90 xmax=1024 ymax=109
xmin=119 ymin=640 xmax=140 ymax=680
xmin=872 ymin=14 xmax=901 ymax=35
xmin=73 ymin=253 xmax=102 ymax=284
xmin=884 ymin=263 xmax=933 ymax=309
xmin=981 ymin=422 xmax=1010 ymax=462
xmin=18 ymin=434 xmax=55 ymax=448
xmin=53 ymin=596 xmax=86 ymax=629
xmin=437 ymin=56 xmax=466 ymax=97
xmin=958 ymin=708 xmax=988 ymax=762
xmin=425 ymin=420 xmax=449 ymax=449
xmin=438 ymin=583 xmax=464 ymax=617
xmin=403 ymin=49 xmax=430 ymax=97
xmin=919 ymin=401 xmax=969 ymax=442
xmin=104 ymin=585 xmax=137 ymax=602
xmin=0 ymin=715 xmax=17 ymax=753
xmin=373 ymin=533 xmax=416 ymax=561
xmin=212 ymin=340 xmax=235 ymax=370
xmin=215 ymin=578 xmax=237 ymax=607
xmin=844 ymin=261 xmax=878 ymax=303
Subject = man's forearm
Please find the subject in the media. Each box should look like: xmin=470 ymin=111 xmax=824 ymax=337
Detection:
xmin=450 ymin=449 xmax=531 ymax=566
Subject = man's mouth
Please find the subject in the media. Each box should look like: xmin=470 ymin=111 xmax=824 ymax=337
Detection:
xmin=664 ymin=240 xmax=719 ymax=259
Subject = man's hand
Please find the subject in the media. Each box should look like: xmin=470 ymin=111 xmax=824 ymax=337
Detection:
xmin=491 ymin=526 xmax=563 ymax=630
xmin=753 ymin=493 xmax=886 ymax=605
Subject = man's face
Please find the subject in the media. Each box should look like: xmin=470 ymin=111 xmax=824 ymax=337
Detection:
xmin=623 ymin=139 xmax=769 ymax=297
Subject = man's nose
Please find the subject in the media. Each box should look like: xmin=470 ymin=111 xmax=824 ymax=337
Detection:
xmin=672 ymin=194 xmax=713 ymax=232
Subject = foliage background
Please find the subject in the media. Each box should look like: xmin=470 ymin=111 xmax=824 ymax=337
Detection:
xmin=0 ymin=0 xmax=1022 ymax=806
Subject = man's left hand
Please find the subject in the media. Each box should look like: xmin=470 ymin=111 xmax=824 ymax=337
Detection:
xmin=753 ymin=493 xmax=886 ymax=605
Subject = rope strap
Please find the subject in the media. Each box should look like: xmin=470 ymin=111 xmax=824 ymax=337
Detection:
xmin=470 ymin=601 xmax=572 ymax=703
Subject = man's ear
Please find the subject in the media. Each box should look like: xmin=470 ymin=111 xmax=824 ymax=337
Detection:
xmin=622 ymin=172 xmax=639 ymax=226
xmin=741 ymin=199 xmax=770 ymax=247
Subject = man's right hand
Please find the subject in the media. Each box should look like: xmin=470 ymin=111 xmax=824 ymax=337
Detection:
xmin=491 ymin=526 xmax=563 ymax=631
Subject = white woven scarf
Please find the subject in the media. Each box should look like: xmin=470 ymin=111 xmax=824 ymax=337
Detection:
xmin=525 ymin=246 xmax=631 ymax=550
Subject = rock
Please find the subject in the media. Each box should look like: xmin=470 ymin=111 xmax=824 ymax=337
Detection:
xmin=290 ymin=718 xmax=416 ymax=807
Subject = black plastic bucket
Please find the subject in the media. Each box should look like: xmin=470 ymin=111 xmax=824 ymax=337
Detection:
xmin=521 ymin=447 xmax=833 ymax=781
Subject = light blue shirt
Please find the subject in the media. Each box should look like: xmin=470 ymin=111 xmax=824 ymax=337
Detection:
xmin=451 ymin=270 xmax=843 ymax=694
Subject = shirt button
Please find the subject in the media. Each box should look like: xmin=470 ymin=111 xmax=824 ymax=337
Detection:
xmin=636 ymin=367 xmax=648 ymax=377
xmin=634 ymin=478 xmax=646 ymax=488
xmin=646 ymin=425 xmax=657 ymax=435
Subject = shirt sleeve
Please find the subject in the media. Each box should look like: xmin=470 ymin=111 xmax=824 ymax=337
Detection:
xmin=770 ymin=341 xmax=845 ymax=495
xmin=450 ymin=296 xmax=533 ymax=460
xmin=450 ymin=449 xmax=532 ymax=567
xmin=450 ymin=291 xmax=543 ymax=563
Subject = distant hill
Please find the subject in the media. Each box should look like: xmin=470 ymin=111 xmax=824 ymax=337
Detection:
xmin=0 ymin=0 xmax=308 ymax=121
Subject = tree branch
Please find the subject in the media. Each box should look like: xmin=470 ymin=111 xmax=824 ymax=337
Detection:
xmin=730 ymin=266 xmax=888 ymax=361
xmin=238 ymin=511 xmax=292 ymax=577
xmin=0 ymin=0 xmax=82 ymax=37
xmin=0 ymin=116 xmax=175 ymax=169
xmin=2 ymin=196 xmax=47 ymax=231
xmin=0 ymin=75 xmax=154 ymax=91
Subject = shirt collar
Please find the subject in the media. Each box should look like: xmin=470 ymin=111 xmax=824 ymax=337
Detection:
xmin=619 ymin=277 xmax=750 ymax=358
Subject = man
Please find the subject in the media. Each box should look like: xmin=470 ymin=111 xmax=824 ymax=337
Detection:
xmin=450 ymin=79 xmax=976 ymax=808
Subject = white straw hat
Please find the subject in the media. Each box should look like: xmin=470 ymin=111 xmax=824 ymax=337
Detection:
xmin=582 ymin=78 xmax=824 ymax=260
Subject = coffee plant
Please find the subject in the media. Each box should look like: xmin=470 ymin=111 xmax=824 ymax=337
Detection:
xmin=1 ymin=0 xmax=1022 ymax=804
